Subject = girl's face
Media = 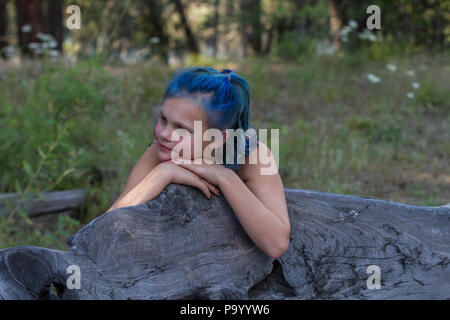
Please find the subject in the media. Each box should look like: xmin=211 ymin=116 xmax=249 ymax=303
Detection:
xmin=154 ymin=97 xmax=214 ymax=162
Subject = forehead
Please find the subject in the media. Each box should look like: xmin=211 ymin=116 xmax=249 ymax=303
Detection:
xmin=161 ymin=97 xmax=207 ymax=123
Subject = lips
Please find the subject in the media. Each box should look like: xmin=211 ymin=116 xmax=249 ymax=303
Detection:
xmin=158 ymin=141 xmax=172 ymax=151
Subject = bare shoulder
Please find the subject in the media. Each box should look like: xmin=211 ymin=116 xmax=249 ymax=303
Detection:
xmin=141 ymin=141 xmax=161 ymax=168
xmin=237 ymin=141 xmax=279 ymax=182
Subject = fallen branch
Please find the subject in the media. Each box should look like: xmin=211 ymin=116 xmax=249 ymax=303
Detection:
xmin=0 ymin=184 xmax=448 ymax=299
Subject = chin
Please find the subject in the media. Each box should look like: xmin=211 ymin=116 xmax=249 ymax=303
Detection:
xmin=157 ymin=150 xmax=172 ymax=162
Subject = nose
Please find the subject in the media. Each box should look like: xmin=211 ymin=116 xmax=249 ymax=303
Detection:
xmin=159 ymin=124 xmax=172 ymax=142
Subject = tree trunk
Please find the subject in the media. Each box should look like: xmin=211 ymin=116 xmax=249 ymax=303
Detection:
xmin=239 ymin=0 xmax=262 ymax=56
xmin=0 ymin=0 xmax=8 ymax=59
xmin=45 ymin=0 xmax=63 ymax=53
xmin=0 ymin=184 xmax=449 ymax=299
xmin=0 ymin=189 xmax=86 ymax=219
xmin=15 ymin=0 xmax=45 ymax=57
xmin=145 ymin=0 xmax=169 ymax=64
xmin=172 ymin=0 xmax=199 ymax=54
xmin=327 ymin=0 xmax=342 ymax=52
xmin=211 ymin=0 xmax=220 ymax=57
xmin=220 ymin=0 xmax=234 ymax=57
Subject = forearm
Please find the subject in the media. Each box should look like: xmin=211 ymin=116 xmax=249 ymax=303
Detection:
xmin=107 ymin=167 xmax=169 ymax=212
xmin=218 ymin=170 xmax=289 ymax=258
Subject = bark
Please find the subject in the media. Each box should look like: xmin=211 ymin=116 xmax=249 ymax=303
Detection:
xmin=15 ymin=0 xmax=45 ymax=56
xmin=327 ymin=0 xmax=342 ymax=51
xmin=0 ymin=189 xmax=86 ymax=219
xmin=239 ymin=0 xmax=262 ymax=56
xmin=172 ymin=0 xmax=199 ymax=53
xmin=0 ymin=0 xmax=8 ymax=58
xmin=211 ymin=0 xmax=220 ymax=57
xmin=145 ymin=0 xmax=169 ymax=64
xmin=0 ymin=184 xmax=449 ymax=299
xmin=45 ymin=0 xmax=63 ymax=53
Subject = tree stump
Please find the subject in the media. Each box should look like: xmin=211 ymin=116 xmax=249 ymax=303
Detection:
xmin=0 ymin=184 xmax=448 ymax=300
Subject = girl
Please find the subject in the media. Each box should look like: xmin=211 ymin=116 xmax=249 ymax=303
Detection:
xmin=107 ymin=67 xmax=290 ymax=259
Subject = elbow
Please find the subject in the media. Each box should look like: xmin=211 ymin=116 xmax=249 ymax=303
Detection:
xmin=268 ymin=241 xmax=289 ymax=259
xmin=268 ymin=226 xmax=290 ymax=259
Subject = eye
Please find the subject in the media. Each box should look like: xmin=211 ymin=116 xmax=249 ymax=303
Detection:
xmin=177 ymin=126 xmax=192 ymax=133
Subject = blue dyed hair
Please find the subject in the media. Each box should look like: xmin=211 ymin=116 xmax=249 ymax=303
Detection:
xmin=161 ymin=66 xmax=257 ymax=172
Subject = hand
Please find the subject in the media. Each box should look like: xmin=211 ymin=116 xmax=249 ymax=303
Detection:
xmin=157 ymin=161 xmax=220 ymax=199
xmin=171 ymin=158 xmax=233 ymax=187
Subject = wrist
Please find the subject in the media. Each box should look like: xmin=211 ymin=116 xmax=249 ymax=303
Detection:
xmin=154 ymin=161 xmax=174 ymax=184
xmin=217 ymin=166 xmax=237 ymax=188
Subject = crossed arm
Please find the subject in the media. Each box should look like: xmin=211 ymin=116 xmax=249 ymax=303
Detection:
xmin=207 ymin=165 xmax=290 ymax=259
xmin=107 ymin=142 xmax=290 ymax=259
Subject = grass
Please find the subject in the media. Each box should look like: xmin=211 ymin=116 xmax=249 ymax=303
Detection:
xmin=0 ymin=50 xmax=448 ymax=249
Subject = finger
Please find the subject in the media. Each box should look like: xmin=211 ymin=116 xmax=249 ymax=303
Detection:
xmin=179 ymin=163 xmax=216 ymax=187
xmin=177 ymin=162 xmax=203 ymax=176
xmin=204 ymin=180 xmax=220 ymax=196
xmin=191 ymin=172 xmax=219 ymax=196
xmin=193 ymin=178 xmax=211 ymax=199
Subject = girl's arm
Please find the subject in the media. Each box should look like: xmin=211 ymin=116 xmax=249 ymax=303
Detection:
xmin=107 ymin=161 xmax=220 ymax=212
xmin=107 ymin=143 xmax=160 ymax=212
xmin=177 ymin=142 xmax=291 ymax=259
xmin=106 ymin=161 xmax=171 ymax=212
xmin=218 ymin=164 xmax=290 ymax=259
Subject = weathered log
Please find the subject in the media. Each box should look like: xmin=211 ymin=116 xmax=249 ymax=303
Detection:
xmin=0 ymin=184 xmax=448 ymax=300
xmin=0 ymin=189 xmax=86 ymax=218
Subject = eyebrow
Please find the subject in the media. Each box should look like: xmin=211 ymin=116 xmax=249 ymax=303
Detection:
xmin=160 ymin=109 xmax=194 ymax=132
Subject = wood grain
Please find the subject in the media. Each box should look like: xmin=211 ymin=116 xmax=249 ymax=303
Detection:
xmin=0 ymin=189 xmax=86 ymax=218
xmin=0 ymin=184 xmax=448 ymax=299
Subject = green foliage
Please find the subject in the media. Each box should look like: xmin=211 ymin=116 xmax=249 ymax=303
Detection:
xmin=0 ymin=59 xmax=114 ymax=194
xmin=270 ymin=31 xmax=317 ymax=60
xmin=346 ymin=116 xmax=403 ymax=146
xmin=416 ymin=78 xmax=449 ymax=109
xmin=0 ymin=214 xmax=81 ymax=250
xmin=1 ymin=49 xmax=448 ymax=249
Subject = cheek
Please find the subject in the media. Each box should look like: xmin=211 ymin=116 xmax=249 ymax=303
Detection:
xmin=154 ymin=121 xmax=162 ymax=137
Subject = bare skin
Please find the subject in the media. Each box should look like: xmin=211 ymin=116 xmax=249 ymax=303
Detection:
xmin=107 ymin=97 xmax=290 ymax=259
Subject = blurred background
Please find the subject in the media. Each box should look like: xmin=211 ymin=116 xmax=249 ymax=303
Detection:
xmin=0 ymin=0 xmax=448 ymax=250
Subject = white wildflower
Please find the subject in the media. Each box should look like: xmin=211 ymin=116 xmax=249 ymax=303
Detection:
xmin=386 ymin=64 xmax=397 ymax=72
xmin=3 ymin=45 xmax=15 ymax=57
xmin=48 ymin=50 xmax=59 ymax=57
xmin=411 ymin=82 xmax=420 ymax=90
xmin=37 ymin=33 xmax=55 ymax=43
xmin=405 ymin=70 xmax=415 ymax=77
xmin=48 ymin=40 xmax=58 ymax=49
xmin=339 ymin=26 xmax=352 ymax=41
xmin=406 ymin=92 xmax=415 ymax=99
xmin=358 ymin=29 xmax=378 ymax=42
xmin=21 ymin=24 xmax=32 ymax=33
xmin=150 ymin=37 xmax=160 ymax=44
xmin=28 ymin=42 xmax=40 ymax=50
xmin=348 ymin=20 xmax=358 ymax=30
xmin=315 ymin=42 xmax=336 ymax=56
xmin=366 ymin=73 xmax=381 ymax=84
